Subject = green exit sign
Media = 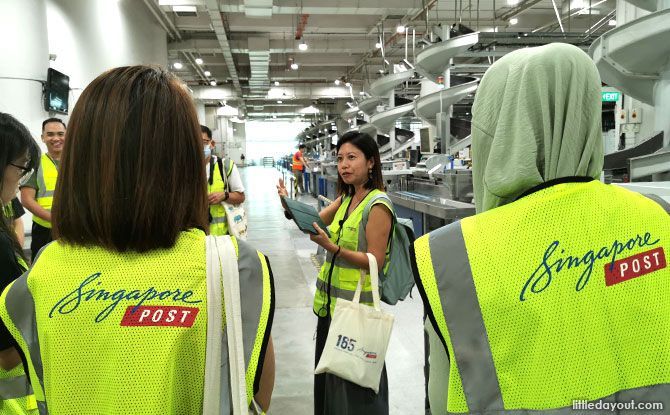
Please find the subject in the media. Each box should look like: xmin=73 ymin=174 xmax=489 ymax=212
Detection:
xmin=602 ymin=92 xmax=620 ymax=102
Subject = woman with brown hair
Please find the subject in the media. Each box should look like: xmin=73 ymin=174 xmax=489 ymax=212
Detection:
xmin=0 ymin=112 xmax=40 ymax=414
xmin=0 ymin=66 xmax=274 ymax=415
xmin=278 ymin=131 xmax=394 ymax=414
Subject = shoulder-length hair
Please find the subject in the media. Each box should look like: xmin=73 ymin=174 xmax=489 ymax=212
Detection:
xmin=52 ymin=65 xmax=208 ymax=252
xmin=0 ymin=113 xmax=40 ymax=263
xmin=335 ymin=131 xmax=385 ymax=197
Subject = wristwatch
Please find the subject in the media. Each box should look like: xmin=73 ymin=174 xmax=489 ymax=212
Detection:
xmin=224 ymin=191 xmax=229 ymax=201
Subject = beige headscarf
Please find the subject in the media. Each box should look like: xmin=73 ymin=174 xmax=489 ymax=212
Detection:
xmin=471 ymin=43 xmax=604 ymax=213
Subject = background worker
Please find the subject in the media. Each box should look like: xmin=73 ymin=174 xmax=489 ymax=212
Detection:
xmin=20 ymin=118 xmax=66 ymax=260
xmin=201 ymin=125 xmax=245 ymax=235
xmin=413 ymin=43 xmax=670 ymax=414
xmin=1 ymin=66 xmax=275 ymax=415
xmin=292 ymin=143 xmax=309 ymax=195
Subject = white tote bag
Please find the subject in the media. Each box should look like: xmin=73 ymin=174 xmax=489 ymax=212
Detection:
xmin=202 ymin=235 xmax=260 ymax=415
xmin=221 ymin=163 xmax=248 ymax=240
xmin=314 ymin=253 xmax=395 ymax=393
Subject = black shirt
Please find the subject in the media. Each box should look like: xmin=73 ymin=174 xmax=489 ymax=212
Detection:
xmin=0 ymin=231 xmax=24 ymax=350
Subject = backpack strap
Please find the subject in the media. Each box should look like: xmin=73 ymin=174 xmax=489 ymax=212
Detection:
xmin=362 ymin=193 xmax=395 ymax=228
xmin=644 ymin=194 xmax=670 ymax=215
xmin=216 ymin=157 xmax=233 ymax=192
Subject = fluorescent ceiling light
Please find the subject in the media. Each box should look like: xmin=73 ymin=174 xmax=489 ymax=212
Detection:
xmin=359 ymin=91 xmax=365 ymax=96
xmin=510 ymin=18 xmax=518 ymax=25
xmin=277 ymin=100 xmax=283 ymax=104
xmin=608 ymin=19 xmax=616 ymax=26
xmin=298 ymin=41 xmax=308 ymax=51
xmin=506 ymin=0 xmax=519 ymax=5
xmin=173 ymin=62 xmax=183 ymax=70
xmin=290 ymin=63 xmax=299 ymax=70
xmin=210 ymin=80 xmax=217 ymax=86
xmin=396 ymin=25 xmax=406 ymax=34
xmin=195 ymin=58 xmax=203 ymax=65
xmin=204 ymin=70 xmax=211 ymax=76
xmin=172 ymin=5 xmax=197 ymax=13
xmin=334 ymin=79 xmax=341 ymax=85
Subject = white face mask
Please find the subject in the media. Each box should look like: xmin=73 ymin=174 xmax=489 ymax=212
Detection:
xmin=204 ymin=145 xmax=212 ymax=158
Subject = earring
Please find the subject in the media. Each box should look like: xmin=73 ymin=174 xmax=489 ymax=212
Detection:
xmin=368 ymin=168 xmax=372 ymax=178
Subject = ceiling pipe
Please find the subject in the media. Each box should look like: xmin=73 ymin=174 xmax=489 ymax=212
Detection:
xmin=204 ymin=0 xmax=242 ymax=95
xmin=348 ymin=0 xmax=438 ymax=77
xmin=295 ymin=14 xmax=310 ymax=40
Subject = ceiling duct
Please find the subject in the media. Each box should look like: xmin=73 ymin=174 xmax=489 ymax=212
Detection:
xmin=204 ymin=0 xmax=242 ymax=95
xmin=245 ymin=0 xmax=273 ymax=18
xmin=247 ymin=36 xmax=271 ymax=97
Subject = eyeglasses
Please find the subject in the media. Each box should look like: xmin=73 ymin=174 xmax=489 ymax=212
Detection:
xmin=10 ymin=163 xmax=34 ymax=185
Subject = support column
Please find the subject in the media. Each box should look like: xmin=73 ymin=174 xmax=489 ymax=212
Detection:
xmin=441 ymin=25 xmax=452 ymax=155
xmin=0 ymin=0 xmax=49 ymax=137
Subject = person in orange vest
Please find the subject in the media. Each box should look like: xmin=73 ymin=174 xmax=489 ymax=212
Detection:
xmin=292 ymin=144 xmax=309 ymax=195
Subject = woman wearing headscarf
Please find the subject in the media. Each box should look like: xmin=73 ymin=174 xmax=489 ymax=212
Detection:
xmin=412 ymin=43 xmax=669 ymax=414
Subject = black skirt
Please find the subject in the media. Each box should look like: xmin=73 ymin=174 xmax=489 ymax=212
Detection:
xmin=314 ymin=316 xmax=389 ymax=415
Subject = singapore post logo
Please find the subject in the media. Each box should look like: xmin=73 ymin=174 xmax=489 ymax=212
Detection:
xmin=50 ymin=273 xmax=202 ymax=327
xmin=520 ymin=232 xmax=666 ymax=301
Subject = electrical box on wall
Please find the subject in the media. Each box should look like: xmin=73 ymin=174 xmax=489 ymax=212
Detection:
xmin=629 ymin=108 xmax=641 ymax=124
xmin=618 ymin=109 xmax=628 ymax=123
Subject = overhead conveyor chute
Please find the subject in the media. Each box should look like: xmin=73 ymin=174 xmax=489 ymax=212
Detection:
xmin=589 ymin=9 xmax=670 ymax=107
xmin=414 ymin=80 xmax=479 ymax=125
xmin=370 ymin=70 xmax=414 ymax=97
xmin=357 ymin=97 xmax=385 ymax=116
xmin=414 ymin=32 xmax=479 ymax=82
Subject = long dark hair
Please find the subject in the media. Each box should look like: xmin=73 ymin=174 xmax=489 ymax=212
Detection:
xmin=335 ymin=131 xmax=385 ymax=197
xmin=52 ymin=65 xmax=209 ymax=252
xmin=0 ymin=113 xmax=40 ymax=263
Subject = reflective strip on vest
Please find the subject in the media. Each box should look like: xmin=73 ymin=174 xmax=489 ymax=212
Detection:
xmin=3 ymin=271 xmax=46 ymax=409
xmin=425 ymin=221 xmax=670 ymax=413
xmin=0 ymin=374 xmax=32 ymax=399
xmin=209 ymin=158 xmax=229 ymax=235
xmin=313 ymin=190 xmax=388 ymax=315
xmin=324 ymin=251 xmax=359 ymax=270
xmin=315 ymin=279 xmax=374 ymax=303
xmin=220 ymin=239 xmax=274 ymax=409
xmin=645 ymin=194 xmax=670 ymax=214
xmin=1 ymin=238 xmax=273 ymax=414
xmin=428 ymin=222 xmax=503 ymax=412
xmin=34 ymin=154 xmax=58 ymax=228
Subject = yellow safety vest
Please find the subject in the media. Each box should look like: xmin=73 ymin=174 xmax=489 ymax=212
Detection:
xmin=209 ymin=158 xmax=235 ymax=236
xmin=0 ymin=255 xmax=38 ymax=415
xmin=413 ymin=179 xmax=670 ymax=413
xmin=34 ymin=154 xmax=58 ymax=229
xmin=313 ymin=189 xmax=392 ymax=317
xmin=0 ymin=229 xmax=274 ymax=414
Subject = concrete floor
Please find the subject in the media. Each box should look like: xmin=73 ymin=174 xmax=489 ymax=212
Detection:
xmin=240 ymin=165 xmax=425 ymax=415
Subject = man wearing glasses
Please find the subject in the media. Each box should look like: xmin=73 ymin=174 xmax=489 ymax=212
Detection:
xmin=20 ymin=118 xmax=66 ymax=261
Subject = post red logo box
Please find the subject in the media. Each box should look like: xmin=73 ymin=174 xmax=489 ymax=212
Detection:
xmin=604 ymin=247 xmax=666 ymax=286
xmin=120 ymin=305 xmax=200 ymax=327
